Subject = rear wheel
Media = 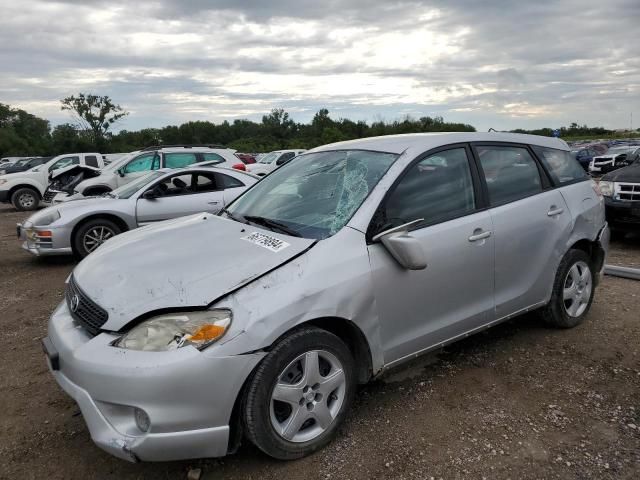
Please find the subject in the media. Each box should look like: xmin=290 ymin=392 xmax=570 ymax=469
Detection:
xmin=540 ymin=249 xmax=594 ymax=328
xmin=73 ymin=219 xmax=121 ymax=258
xmin=11 ymin=187 xmax=40 ymax=211
xmin=242 ymin=327 xmax=355 ymax=460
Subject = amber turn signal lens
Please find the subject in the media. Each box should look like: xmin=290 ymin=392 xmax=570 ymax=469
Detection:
xmin=189 ymin=324 xmax=226 ymax=341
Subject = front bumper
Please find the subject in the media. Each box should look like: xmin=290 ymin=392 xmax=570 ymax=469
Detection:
xmin=46 ymin=302 xmax=264 ymax=462
xmin=0 ymin=189 xmax=9 ymax=202
xmin=17 ymin=222 xmax=74 ymax=256
xmin=604 ymin=198 xmax=640 ymax=230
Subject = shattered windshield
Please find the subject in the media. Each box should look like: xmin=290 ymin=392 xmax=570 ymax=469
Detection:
xmin=226 ymin=150 xmax=398 ymax=240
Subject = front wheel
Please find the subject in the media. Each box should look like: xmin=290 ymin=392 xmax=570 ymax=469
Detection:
xmin=73 ymin=219 xmax=121 ymax=258
xmin=11 ymin=187 xmax=40 ymax=211
xmin=242 ymin=327 xmax=356 ymax=460
xmin=540 ymin=249 xmax=595 ymax=328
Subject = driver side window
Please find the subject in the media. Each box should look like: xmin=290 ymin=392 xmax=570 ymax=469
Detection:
xmin=371 ymin=148 xmax=476 ymax=234
xmin=149 ymin=174 xmax=194 ymax=197
xmin=123 ymin=153 xmax=159 ymax=174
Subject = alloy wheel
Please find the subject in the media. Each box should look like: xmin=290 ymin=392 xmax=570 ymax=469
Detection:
xmin=563 ymin=260 xmax=592 ymax=317
xmin=270 ymin=350 xmax=346 ymax=443
xmin=82 ymin=225 xmax=116 ymax=253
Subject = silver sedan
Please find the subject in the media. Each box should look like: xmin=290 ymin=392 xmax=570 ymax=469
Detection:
xmin=18 ymin=167 xmax=257 ymax=258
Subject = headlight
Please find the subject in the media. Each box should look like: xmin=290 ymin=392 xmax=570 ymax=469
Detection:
xmin=599 ymin=181 xmax=614 ymax=197
xmin=35 ymin=210 xmax=61 ymax=226
xmin=115 ymin=309 xmax=232 ymax=351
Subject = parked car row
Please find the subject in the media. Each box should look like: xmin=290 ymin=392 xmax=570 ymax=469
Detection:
xmin=568 ymin=139 xmax=640 ymax=176
xmin=28 ymin=133 xmax=611 ymax=464
xmin=0 ymin=146 xmax=303 ymax=212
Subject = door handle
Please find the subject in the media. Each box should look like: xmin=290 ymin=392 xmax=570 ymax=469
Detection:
xmin=547 ymin=206 xmax=564 ymax=217
xmin=468 ymin=230 xmax=491 ymax=242
xmin=207 ymin=201 xmax=219 ymax=205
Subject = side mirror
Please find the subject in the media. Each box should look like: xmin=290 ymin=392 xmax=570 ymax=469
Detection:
xmin=372 ymin=219 xmax=427 ymax=270
xmin=117 ymin=168 xmax=125 ymax=177
xmin=142 ymin=189 xmax=157 ymax=200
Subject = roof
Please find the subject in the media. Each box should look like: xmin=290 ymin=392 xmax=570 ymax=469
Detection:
xmin=310 ymin=132 xmax=569 ymax=155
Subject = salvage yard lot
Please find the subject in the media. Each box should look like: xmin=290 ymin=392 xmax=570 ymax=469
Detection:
xmin=0 ymin=204 xmax=638 ymax=480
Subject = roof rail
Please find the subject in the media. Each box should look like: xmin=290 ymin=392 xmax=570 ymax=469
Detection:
xmin=141 ymin=144 xmax=227 ymax=151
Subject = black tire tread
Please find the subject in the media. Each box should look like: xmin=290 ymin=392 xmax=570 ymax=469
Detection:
xmin=242 ymin=326 xmax=355 ymax=460
xmin=11 ymin=187 xmax=40 ymax=211
xmin=540 ymin=249 xmax=595 ymax=329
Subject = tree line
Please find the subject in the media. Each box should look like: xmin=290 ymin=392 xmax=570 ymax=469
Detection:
xmin=0 ymin=94 xmax=628 ymax=157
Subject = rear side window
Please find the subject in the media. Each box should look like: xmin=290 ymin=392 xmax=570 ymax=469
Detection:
xmin=532 ymin=146 xmax=588 ymax=185
xmin=202 ymin=153 xmax=225 ymax=164
xmin=165 ymin=152 xmax=198 ymax=168
xmin=372 ymin=148 xmax=476 ymax=232
xmin=216 ymin=173 xmax=244 ymax=188
xmin=85 ymin=155 xmax=99 ymax=167
xmin=477 ymin=146 xmax=542 ymax=206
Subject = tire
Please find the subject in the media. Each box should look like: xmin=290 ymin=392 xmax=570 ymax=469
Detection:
xmin=11 ymin=187 xmax=40 ymax=211
xmin=242 ymin=327 xmax=356 ymax=460
xmin=540 ymin=249 xmax=595 ymax=329
xmin=73 ymin=218 xmax=121 ymax=258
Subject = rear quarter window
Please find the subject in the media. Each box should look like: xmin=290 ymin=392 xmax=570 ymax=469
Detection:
xmin=532 ymin=146 xmax=588 ymax=185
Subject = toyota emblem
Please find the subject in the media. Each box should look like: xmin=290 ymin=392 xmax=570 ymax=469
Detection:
xmin=70 ymin=294 xmax=80 ymax=312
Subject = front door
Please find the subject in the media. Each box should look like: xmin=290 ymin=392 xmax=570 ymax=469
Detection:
xmin=368 ymin=146 xmax=495 ymax=365
xmin=135 ymin=171 xmax=225 ymax=225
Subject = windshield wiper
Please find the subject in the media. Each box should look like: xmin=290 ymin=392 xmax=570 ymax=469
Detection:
xmin=243 ymin=215 xmax=302 ymax=237
xmin=219 ymin=207 xmax=241 ymax=223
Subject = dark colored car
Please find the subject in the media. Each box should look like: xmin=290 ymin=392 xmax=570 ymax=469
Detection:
xmin=1 ymin=156 xmax=52 ymax=174
xmin=570 ymin=147 xmax=602 ymax=171
xmin=589 ymin=146 xmax=640 ymax=175
xmin=599 ymin=160 xmax=640 ymax=235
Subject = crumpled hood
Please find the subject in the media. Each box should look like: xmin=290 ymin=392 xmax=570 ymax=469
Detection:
xmin=72 ymin=213 xmax=316 ymax=331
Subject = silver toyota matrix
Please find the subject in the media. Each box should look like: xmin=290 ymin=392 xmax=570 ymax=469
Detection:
xmin=43 ymin=133 xmax=609 ymax=462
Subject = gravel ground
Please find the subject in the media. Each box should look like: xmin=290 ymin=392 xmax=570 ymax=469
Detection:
xmin=0 ymin=203 xmax=638 ymax=480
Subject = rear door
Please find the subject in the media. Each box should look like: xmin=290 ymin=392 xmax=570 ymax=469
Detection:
xmin=162 ymin=152 xmax=199 ymax=169
xmin=473 ymin=143 xmax=571 ymax=319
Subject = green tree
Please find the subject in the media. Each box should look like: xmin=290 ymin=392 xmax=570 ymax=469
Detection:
xmin=60 ymin=93 xmax=128 ymax=150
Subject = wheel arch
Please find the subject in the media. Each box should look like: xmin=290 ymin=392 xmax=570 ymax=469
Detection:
xmin=226 ymin=317 xmax=373 ymax=455
xmin=70 ymin=214 xmax=130 ymax=254
xmin=8 ymin=183 xmax=42 ymax=200
xmin=568 ymin=237 xmax=605 ymax=283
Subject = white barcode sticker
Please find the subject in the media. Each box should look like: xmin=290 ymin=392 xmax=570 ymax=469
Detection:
xmin=241 ymin=232 xmax=290 ymax=252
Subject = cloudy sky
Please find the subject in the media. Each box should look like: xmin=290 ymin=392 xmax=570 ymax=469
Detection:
xmin=1 ymin=0 xmax=638 ymax=132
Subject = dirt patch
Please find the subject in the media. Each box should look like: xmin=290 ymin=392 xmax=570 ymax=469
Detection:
xmin=0 ymin=204 xmax=638 ymax=479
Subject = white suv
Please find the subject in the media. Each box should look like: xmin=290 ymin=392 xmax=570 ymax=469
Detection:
xmin=73 ymin=145 xmax=240 ymax=198
xmin=246 ymin=149 xmax=307 ymax=176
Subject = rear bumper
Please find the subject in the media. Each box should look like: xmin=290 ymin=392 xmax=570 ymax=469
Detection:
xmin=605 ymin=198 xmax=640 ymax=230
